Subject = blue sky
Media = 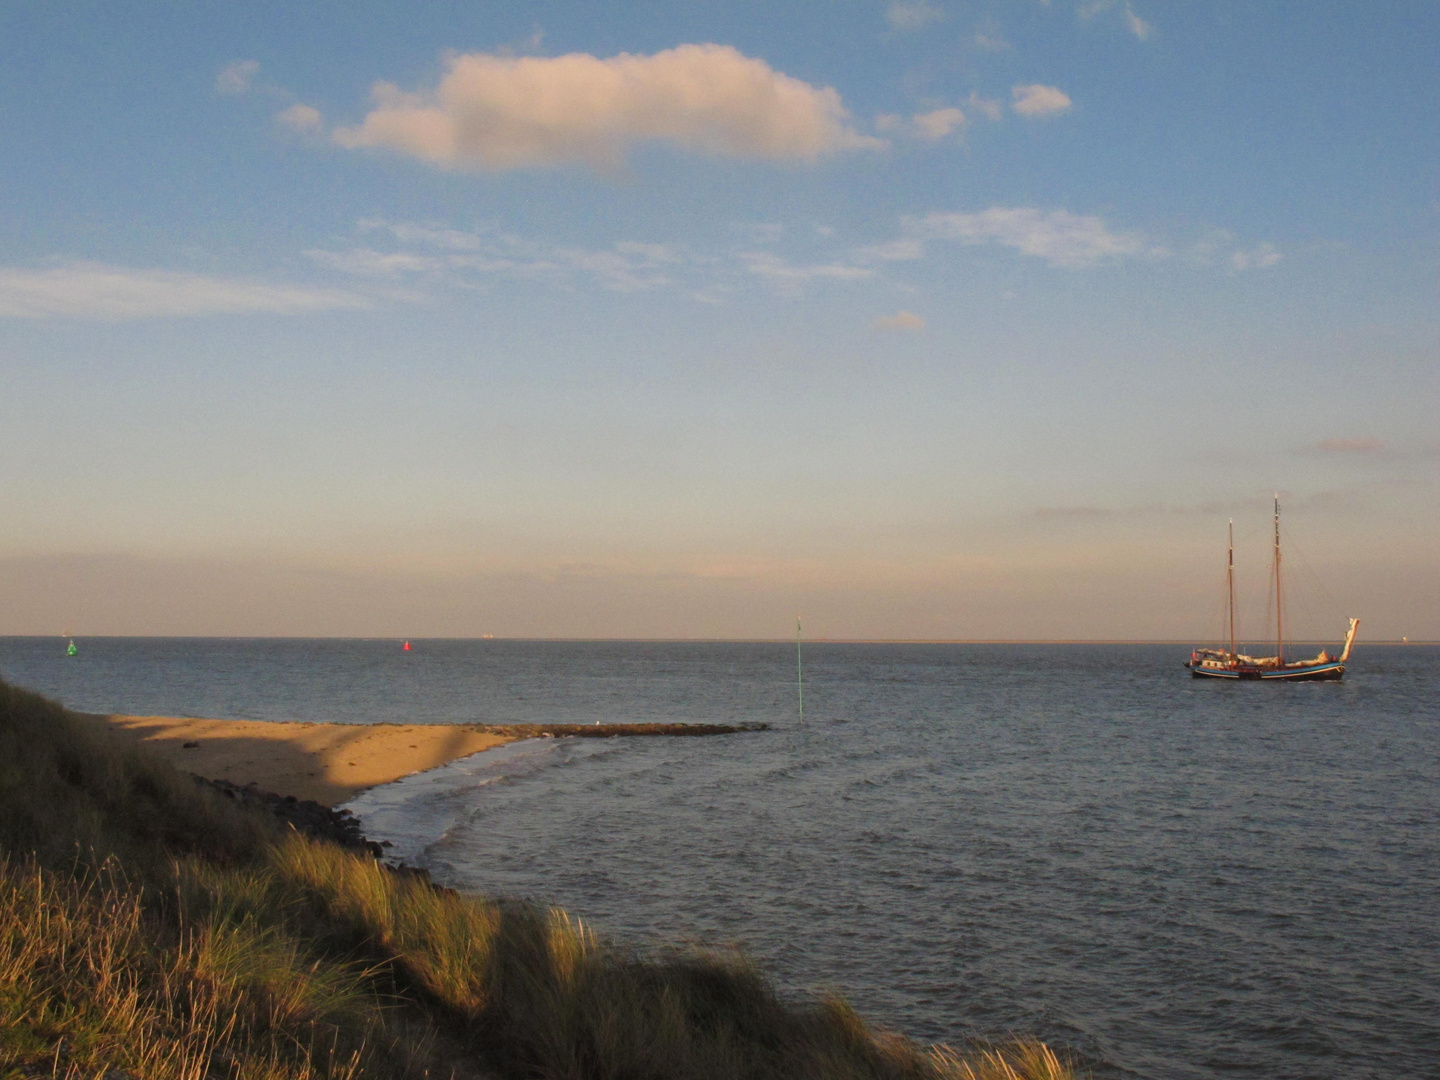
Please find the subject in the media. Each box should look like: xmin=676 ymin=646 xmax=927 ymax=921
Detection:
xmin=1 ymin=1 xmax=1435 ymax=639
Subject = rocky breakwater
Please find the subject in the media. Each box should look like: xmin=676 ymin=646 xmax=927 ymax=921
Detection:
xmin=193 ymin=775 xmax=448 ymax=890
xmin=472 ymin=721 xmax=770 ymax=738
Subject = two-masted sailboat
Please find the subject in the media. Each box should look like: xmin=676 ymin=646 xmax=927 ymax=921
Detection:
xmin=1186 ymin=497 xmax=1359 ymax=680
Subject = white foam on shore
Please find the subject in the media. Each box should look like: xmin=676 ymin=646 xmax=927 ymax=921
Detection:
xmin=340 ymin=736 xmax=612 ymax=867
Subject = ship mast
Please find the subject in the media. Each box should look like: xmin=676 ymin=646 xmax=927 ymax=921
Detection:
xmin=1273 ymin=495 xmax=1284 ymax=664
xmin=1228 ymin=518 xmax=1236 ymax=661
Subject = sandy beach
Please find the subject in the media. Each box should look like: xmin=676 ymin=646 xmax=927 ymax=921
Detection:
xmin=77 ymin=713 xmax=516 ymax=806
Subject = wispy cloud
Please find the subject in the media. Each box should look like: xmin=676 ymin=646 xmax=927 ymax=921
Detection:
xmin=974 ymin=30 xmax=1011 ymax=52
xmin=730 ymin=222 xmax=785 ymax=245
xmin=965 ymin=92 xmax=1004 ymax=122
xmin=912 ymin=106 xmax=968 ymax=140
xmin=302 ymin=205 xmax=1268 ymax=306
xmin=1078 ymin=1 xmax=1152 ymax=40
xmin=303 ymin=249 xmax=444 ymax=277
xmin=310 ymin=221 xmax=685 ymax=292
xmin=1011 ymin=84 xmax=1072 ymax=117
xmin=739 ymin=252 xmax=874 ymax=282
xmin=0 ymin=263 xmax=368 ymax=319
xmin=1124 ymin=5 xmax=1153 ymax=40
xmin=317 ymin=219 xmax=883 ymax=294
xmin=1036 ymin=504 xmax=1119 ymax=518
xmin=215 ymin=60 xmax=259 ymax=94
xmin=876 ymin=94 xmax=1002 ymax=142
xmin=276 ymin=104 xmax=323 ymax=132
xmin=878 ymin=106 xmax=968 ymax=141
xmin=1314 ymin=437 xmax=1385 ymax=454
xmin=872 ymin=310 xmax=926 ymax=331
xmin=332 ymin=45 xmax=882 ymax=173
xmin=361 ymin=219 xmax=487 ymax=251
xmin=856 ymin=238 xmax=927 ymax=262
xmin=909 ymin=207 xmax=1147 ymax=268
xmin=1035 ymin=490 xmax=1374 ymax=520
xmin=1077 ymin=0 xmax=1116 ymax=21
xmin=1187 ymin=230 xmax=1283 ymax=272
xmin=886 ymin=2 xmax=945 ymax=31
xmin=1229 ymin=242 xmax=1283 ymax=272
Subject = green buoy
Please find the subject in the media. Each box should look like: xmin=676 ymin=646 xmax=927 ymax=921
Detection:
xmin=66 ymin=639 xmax=77 ymax=656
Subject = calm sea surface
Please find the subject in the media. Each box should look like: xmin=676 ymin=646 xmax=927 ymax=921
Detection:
xmin=2 ymin=638 xmax=1436 ymax=1079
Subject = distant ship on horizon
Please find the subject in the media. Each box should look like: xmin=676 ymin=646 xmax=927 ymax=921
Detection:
xmin=1186 ymin=497 xmax=1359 ymax=681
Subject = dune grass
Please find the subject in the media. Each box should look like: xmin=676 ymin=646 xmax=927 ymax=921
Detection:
xmin=0 ymin=677 xmax=1080 ymax=1080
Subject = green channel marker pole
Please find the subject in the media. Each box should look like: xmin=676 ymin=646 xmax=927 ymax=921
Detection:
xmin=796 ymin=615 xmax=803 ymax=724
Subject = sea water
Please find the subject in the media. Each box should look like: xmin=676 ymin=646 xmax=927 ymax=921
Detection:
xmin=2 ymin=638 xmax=1436 ymax=1079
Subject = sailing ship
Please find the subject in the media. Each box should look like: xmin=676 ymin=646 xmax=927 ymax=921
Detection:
xmin=1186 ymin=497 xmax=1358 ymax=680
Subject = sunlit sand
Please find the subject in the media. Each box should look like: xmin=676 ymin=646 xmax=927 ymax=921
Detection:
xmin=76 ymin=713 xmax=516 ymax=806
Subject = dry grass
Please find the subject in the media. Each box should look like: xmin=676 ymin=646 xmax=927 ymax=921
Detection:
xmin=0 ymin=855 xmax=380 ymax=1080
xmin=0 ymin=677 xmax=1082 ymax=1080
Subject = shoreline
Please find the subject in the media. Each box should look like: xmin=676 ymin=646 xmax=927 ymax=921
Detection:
xmin=74 ymin=712 xmax=765 ymax=806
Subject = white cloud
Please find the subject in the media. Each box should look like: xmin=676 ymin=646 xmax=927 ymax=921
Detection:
xmin=910 ymin=207 xmax=1146 ymax=268
xmin=1012 ymin=84 xmax=1072 ymax=117
xmin=1124 ymin=5 xmax=1152 ymax=39
xmin=276 ymin=104 xmax=323 ymax=132
xmin=887 ymin=2 xmax=945 ymax=31
xmin=0 ymin=263 xmax=368 ymax=319
xmin=974 ymin=31 xmax=1011 ymax=52
xmin=1229 ymin=242 xmax=1283 ymax=272
xmin=912 ymin=106 xmax=967 ymax=140
xmin=216 ymin=60 xmax=260 ymax=94
xmin=332 ymin=45 xmax=881 ymax=173
xmin=872 ymin=310 xmax=926 ymax=331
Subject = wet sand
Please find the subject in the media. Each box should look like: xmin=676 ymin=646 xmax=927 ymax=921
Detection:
xmin=82 ymin=714 xmax=516 ymax=806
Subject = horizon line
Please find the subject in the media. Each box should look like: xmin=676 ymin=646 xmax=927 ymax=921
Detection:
xmin=5 ymin=635 xmax=1433 ymax=646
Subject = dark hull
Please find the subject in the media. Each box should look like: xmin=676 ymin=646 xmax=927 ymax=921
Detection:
xmin=1188 ymin=661 xmax=1345 ymax=681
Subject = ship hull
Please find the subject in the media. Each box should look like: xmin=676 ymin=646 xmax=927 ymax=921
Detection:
xmin=1188 ymin=661 xmax=1345 ymax=681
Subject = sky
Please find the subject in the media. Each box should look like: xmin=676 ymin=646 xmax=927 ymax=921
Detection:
xmin=0 ymin=0 xmax=1435 ymax=640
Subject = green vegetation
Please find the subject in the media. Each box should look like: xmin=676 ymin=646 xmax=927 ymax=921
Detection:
xmin=0 ymin=678 xmax=1078 ymax=1080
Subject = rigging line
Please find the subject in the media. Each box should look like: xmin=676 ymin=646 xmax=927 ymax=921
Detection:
xmin=1230 ymin=514 xmax=1271 ymax=648
xmin=1211 ymin=560 xmax=1230 ymax=647
xmin=1282 ymin=530 xmax=1349 ymax=624
xmin=1235 ymin=557 xmax=1270 ymax=652
xmin=1283 ymin=540 xmax=1330 ymax=642
xmin=1262 ymin=557 xmax=1276 ymax=650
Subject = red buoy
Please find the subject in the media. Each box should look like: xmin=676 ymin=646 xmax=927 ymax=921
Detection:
xmin=402 ymin=641 xmax=411 ymax=651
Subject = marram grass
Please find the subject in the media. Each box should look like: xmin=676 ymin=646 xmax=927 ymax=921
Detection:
xmin=0 ymin=677 xmax=1081 ymax=1080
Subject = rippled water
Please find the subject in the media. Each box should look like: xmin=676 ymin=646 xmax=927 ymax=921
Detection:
xmin=3 ymin=638 xmax=1436 ymax=1079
